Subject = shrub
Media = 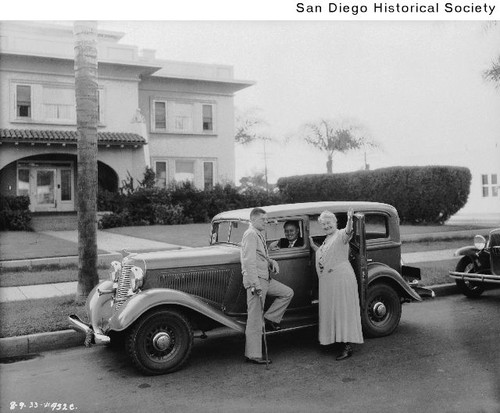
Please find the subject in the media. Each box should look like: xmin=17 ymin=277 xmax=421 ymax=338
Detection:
xmin=0 ymin=195 xmax=32 ymax=231
xmin=277 ymin=166 xmax=471 ymax=224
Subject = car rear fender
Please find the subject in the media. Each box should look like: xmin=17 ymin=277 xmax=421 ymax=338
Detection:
xmin=108 ymin=288 xmax=245 ymax=333
xmin=368 ymin=263 xmax=422 ymax=301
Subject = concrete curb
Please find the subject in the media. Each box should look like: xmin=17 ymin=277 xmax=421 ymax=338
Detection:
xmin=0 ymin=282 xmax=460 ymax=359
xmin=0 ymin=329 xmax=83 ymax=359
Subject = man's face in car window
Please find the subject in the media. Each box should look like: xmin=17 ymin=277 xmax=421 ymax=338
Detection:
xmin=284 ymin=224 xmax=299 ymax=242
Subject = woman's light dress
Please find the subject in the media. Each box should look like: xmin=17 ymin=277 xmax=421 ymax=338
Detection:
xmin=316 ymin=228 xmax=364 ymax=345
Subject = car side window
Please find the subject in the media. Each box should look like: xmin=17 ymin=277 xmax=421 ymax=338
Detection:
xmin=309 ymin=213 xmax=348 ymax=236
xmin=266 ymin=219 xmax=306 ymax=252
xmin=365 ymin=213 xmax=389 ymax=240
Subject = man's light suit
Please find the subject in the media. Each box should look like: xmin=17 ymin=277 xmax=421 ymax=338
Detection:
xmin=240 ymin=224 xmax=294 ymax=359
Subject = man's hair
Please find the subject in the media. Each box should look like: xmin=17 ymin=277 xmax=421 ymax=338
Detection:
xmin=284 ymin=220 xmax=300 ymax=230
xmin=250 ymin=207 xmax=267 ymax=220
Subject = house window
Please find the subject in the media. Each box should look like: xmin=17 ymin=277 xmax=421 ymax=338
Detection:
xmin=16 ymin=85 xmax=31 ymax=118
xmin=482 ymin=174 xmax=498 ymax=197
xmin=172 ymin=102 xmax=193 ymax=132
xmin=492 ymin=174 xmax=498 ymax=197
xmin=154 ymin=101 xmax=167 ymax=130
xmin=175 ymin=160 xmax=195 ymax=183
xmin=60 ymin=169 xmax=72 ymax=201
xmin=204 ymin=162 xmax=214 ymax=190
xmin=155 ymin=161 xmax=167 ymax=188
xmin=17 ymin=169 xmax=30 ymax=196
xmin=202 ymin=104 xmax=213 ymax=132
xmin=43 ymin=87 xmax=75 ymax=121
xmin=151 ymin=99 xmax=216 ymax=134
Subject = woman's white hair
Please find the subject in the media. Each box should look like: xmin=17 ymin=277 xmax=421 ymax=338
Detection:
xmin=318 ymin=210 xmax=337 ymax=224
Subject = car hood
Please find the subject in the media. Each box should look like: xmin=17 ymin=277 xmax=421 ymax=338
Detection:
xmin=124 ymin=244 xmax=242 ymax=270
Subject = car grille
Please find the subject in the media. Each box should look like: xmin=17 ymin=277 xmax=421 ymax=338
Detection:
xmin=114 ymin=264 xmax=133 ymax=310
xmin=159 ymin=268 xmax=232 ymax=304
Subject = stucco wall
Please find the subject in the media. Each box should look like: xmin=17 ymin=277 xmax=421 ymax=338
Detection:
xmin=139 ymin=80 xmax=236 ymax=186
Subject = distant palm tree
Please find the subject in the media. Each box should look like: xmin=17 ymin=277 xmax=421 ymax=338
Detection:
xmin=74 ymin=21 xmax=99 ymax=301
xmin=298 ymin=119 xmax=377 ymax=174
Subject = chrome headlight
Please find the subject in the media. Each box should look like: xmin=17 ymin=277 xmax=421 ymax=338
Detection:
xmin=130 ymin=266 xmax=145 ymax=292
xmin=474 ymin=235 xmax=486 ymax=250
xmin=110 ymin=261 xmax=122 ymax=282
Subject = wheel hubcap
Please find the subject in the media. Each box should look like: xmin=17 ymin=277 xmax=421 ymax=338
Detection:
xmin=373 ymin=301 xmax=387 ymax=319
xmin=152 ymin=332 xmax=172 ymax=352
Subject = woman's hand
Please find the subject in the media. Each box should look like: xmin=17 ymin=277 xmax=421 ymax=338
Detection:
xmin=347 ymin=208 xmax=354 ymax=220
xmin=309 ymin=236 xmax=318 ymax=251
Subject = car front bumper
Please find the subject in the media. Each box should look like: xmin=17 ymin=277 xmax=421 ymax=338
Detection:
xmin=68 ymin=314 xmax=110 ymax=346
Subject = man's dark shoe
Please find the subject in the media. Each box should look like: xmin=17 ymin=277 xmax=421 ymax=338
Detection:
xmin=264 ymin=319 xmax=281 ymax=331
xmin=245 ymin=357 xmax=272 ymax=365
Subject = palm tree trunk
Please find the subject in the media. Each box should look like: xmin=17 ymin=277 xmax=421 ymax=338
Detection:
xmin=74 ymin=21 xmax=99 ymax=301
xmin=326 ymin=155 xmax=333 ymax=174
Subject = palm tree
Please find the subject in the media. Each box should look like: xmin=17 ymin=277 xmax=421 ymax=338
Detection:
xmin=74 ymin=21 xmax=99 ymax=301
xmin=298 ymin=119 xmax=374 ymax=174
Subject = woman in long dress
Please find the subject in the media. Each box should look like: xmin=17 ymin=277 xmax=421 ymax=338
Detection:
xmin=309 ymin=208 xmax=363 ymax=360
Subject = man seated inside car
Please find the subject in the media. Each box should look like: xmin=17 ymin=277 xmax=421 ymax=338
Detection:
xmin=269 ymin=221 xmax=304 ymax=250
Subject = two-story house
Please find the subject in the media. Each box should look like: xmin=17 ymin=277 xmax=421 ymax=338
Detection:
xmin=0 ymin=21 xmax=252 ymax=217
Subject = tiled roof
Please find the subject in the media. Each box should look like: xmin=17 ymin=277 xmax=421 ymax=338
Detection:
xmin=0 ymin=129 xmax=146 ymax=145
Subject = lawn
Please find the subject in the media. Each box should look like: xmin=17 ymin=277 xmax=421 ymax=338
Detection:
xmin=0 ymin=295 xmax=88 ymax=338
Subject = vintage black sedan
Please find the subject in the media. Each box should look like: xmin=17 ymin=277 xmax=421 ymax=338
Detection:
xmin=449 ymin=228 xmax=500 ymax=297
xmin=69 ymin=201 xmax=433 ymax=375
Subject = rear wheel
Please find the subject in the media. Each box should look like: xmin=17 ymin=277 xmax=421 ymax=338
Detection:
xmin=361 ymin=283 xmax=402 ymax=338
xmin=127 ymin=309 xmax=193 ymax=375
xmin=455 ymin=256 xmax=486 ymax=298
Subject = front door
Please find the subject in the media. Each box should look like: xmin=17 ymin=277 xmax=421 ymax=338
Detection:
xmin=18 ymin=162 xmax=75 ymax=212
xmin=35 ymin=168 xmax=56 ymax=211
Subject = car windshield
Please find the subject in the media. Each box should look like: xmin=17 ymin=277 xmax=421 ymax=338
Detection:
xmin=211 ymin=220 xmax=250 ymax=245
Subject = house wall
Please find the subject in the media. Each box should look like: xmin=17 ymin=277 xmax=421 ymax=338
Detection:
xmin=0 ymin=22 xmax=252 ymax=216
xmin=139 ymin=78 xmax=236 ymax=186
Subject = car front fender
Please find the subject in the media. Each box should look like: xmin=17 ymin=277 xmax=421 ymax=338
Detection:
xmin=453 ymin=246 xmax=480 ymax=257
xmin=108 ymin=288 xmax=245 ymax=333
xmin=368 ymin=263 xmax=422 ymax=301
xmin=87 ymin=280 xmax=115 ymax=334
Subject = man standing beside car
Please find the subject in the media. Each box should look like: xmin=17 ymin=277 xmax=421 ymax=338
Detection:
xmin=241 ymin=207 xmax=294 ymax=364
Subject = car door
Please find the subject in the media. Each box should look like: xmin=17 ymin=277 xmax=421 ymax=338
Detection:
xmin=267 ymin=216 xmax=314 ymax=308
xmin=349 ymin=213 xmax=368 ymax=310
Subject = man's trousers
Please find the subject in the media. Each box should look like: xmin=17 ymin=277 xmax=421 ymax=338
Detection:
xmin=245 ymin=278 xmax=294 ymax=359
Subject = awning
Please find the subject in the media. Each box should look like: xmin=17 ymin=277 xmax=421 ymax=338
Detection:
xmin=0 ymin=129 xmax=146 ymax=146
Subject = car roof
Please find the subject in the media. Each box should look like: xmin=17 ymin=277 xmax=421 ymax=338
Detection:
xmin=212 ymin=201 xmax=398 ymax=221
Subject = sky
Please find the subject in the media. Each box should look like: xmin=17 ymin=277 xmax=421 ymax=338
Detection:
xmin=93 ymin=20 xmax=500 ymax=184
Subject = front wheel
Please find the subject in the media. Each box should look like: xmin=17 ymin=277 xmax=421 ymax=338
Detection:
xmin=361 ymin=283 xmax=402 ymax=338
xmin=454 ymin=256 xmax=486 ymax=298
xmin=127 ymin=309 xmax=193 ymax=375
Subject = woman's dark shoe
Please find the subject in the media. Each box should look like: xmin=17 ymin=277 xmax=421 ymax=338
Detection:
xmin=336 ymin=343 xmax=353 ymax=361
xmin=245 ymin=357 xmax=272 ymax=365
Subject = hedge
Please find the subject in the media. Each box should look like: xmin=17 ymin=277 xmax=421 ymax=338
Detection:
xmin=0 ymin=195 xmax=32 ymax=231
xmin=277 ymin=166 xmax=471 ymax=224
xmin=98 ymin=182 xmax=283 ymax=229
